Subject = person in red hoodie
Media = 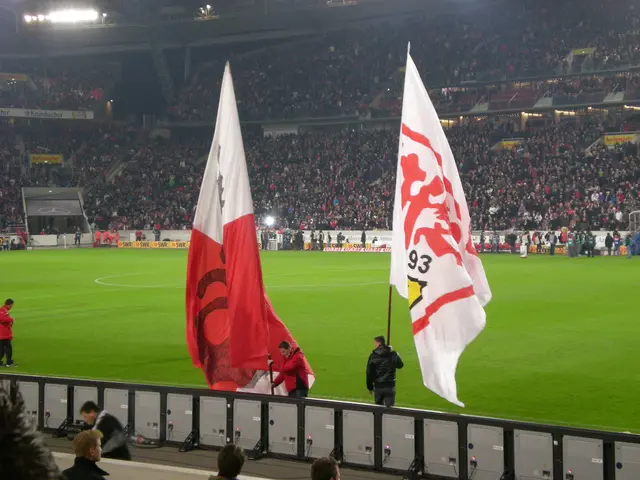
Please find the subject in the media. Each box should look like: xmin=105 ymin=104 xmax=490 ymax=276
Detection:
xmin=270 ymin=341 xmax=310 ymax=397
xmin=0 ymin=299 xmax=16 ymax=367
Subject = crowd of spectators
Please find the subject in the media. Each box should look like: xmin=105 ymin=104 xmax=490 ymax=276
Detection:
xmin=169 ymin=0 xmax=640 ymax=122
xmin=75 ymin=117 xmax=639 ymax=233
xmin=2 ymin=118 xmax=638 ymax=234
xmin=461 ymin=120 xmax=638 ymax=231
xmin=0 ymin=130 xmax=22 ymax=230
xmin=0 ymin=61 xmax=117 ymax=111
xmin=84 ymin=133 xmax=209 ymax=230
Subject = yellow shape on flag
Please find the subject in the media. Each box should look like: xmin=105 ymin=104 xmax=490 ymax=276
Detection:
xmin=408 ymin=278 xmax=423 ymax=309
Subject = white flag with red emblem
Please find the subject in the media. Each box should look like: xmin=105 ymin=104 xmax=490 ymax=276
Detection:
xmin=185 ymin=63 xmax=314 ymax=394
xmin=389 ymin=50 xmax=492 ymax=407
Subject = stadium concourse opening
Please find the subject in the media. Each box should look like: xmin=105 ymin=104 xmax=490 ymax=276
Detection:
xmin=22 ymin=187 xmax=90 ymax=242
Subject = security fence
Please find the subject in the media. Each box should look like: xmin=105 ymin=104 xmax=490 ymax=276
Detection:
xmin=1 ymin=373 xmax=639 ymax=480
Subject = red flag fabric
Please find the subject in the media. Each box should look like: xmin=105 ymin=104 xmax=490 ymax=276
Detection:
xmin=185 ymin=63 xmax=314 ymax=393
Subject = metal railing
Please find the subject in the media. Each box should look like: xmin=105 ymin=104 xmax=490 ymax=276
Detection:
xmin=2 ymin=373 xmax=639 ymax=480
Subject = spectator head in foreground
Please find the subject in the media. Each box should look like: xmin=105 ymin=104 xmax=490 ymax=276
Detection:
xmin=63 ymin=430 xmax=108 ymax=480
xmin=72 ymin=430 xmax=103 ymax=461
xmin=311 ymin=456 xmax=340 ymax=480
xmin=212 ymin=444 xmax=245 ymax=480
xmin=0 ymin=386 xmax=61 ymax=479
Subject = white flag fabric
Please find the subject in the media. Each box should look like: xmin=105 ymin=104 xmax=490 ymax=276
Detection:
xmin=389 ymin=51 xmax=492 ymax=407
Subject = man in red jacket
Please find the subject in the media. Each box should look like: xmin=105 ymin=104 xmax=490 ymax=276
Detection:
xmin=271 ymin=341 xmax=309 ymax=398
xmin=0 ymin=299 xmax=16 ymax=367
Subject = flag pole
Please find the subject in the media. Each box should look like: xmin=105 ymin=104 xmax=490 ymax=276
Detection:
xmin=386 ymin=285 xmax=393 ymax=344
xmin=267 ymin=354 xmax=275 ymax=395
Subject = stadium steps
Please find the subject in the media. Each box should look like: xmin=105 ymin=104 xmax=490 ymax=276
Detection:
xmin=48 ymin=437 xmax=398 ymax=480
xmin=150 ymin=34 xmax=176 ymax=104
xmin=603 ymin=91 xmax=625 ymax=103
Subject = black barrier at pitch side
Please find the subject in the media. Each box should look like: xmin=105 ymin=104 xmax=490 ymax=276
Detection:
xmin=1 ymin=373 xmax=639 ymax=480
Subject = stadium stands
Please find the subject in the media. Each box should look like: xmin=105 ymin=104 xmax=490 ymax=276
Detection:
xmin=0 ymin=131 xmax=23 ymax=231
xmin=0 ymin=58 xmax=118 ymax=110
xmin=167 ymin=0 xmax=640 ymax=121
xmin=0 ymin=0 xmax=639 ymax=236
xmin=73 ymin=119 xmax=637 ymax=233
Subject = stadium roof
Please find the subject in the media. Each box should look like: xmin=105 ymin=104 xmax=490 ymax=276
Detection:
xmin=0 ymin=0 xmax=483 ymax=58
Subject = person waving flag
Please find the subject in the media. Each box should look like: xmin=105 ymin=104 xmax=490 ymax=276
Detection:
xmin=185 ymin=63 xmax=314 ymax=394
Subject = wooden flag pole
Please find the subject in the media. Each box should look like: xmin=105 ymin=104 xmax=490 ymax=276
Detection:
xmin=268 ymin=354 xmax=275 ymax=395
xmin=386 ymin=285 xmax=393 ymax=344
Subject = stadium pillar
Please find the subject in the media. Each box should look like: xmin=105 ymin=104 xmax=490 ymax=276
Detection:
xmin=184 ymin=47 xmax=191 ymax=83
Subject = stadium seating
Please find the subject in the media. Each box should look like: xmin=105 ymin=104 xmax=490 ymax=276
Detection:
xmin=1 ymin=0 xmax=640 ymax=236
xmin=167 ymin=0 xmax=640 ymax=121
xmin=0 ymin=59 xmax=117 ymax=111
xmin=0 ymin=131 xmax=23 ymax=231
xmin=73 ymin=120 xmax=638 ymax=233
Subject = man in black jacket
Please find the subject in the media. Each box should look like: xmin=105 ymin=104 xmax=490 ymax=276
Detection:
xmin=366 ymin=336 xmax=404 ymax=407
xmin=605 ymin=232 xmax=614 ymax=256
xmin=62 ymin=430 xmax=109 ymax=480
xmin=80 ymin=401 xmax=131 ymax=461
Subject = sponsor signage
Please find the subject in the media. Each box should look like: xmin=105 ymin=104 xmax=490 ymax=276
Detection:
xmin=29 ymin=154 xmax=63 ymax=165
xmin=118 ymin=240 xmax=190 ymax=249
xmin=572 ymin=47 xmax=595 ymax=55
xmin=0 ymin=72 xmax=29 ymax=82
xmin=603 ymin=133 xmax=637 ymax=146
xmin=500 ymin=138 xmax=523 ymax=149
xmin=0 ymin=107 xmax=94 ymax=120
xmin=323 ymin=246 xmax=391 ymax=253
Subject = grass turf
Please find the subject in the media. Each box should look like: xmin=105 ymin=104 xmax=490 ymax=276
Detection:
xmin=0 ymin=249 xmax=638 ymax=431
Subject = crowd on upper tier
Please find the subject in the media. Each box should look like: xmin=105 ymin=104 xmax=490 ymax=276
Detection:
xmin=168 ymin=0 xmax=640 ymax=121
xmin=0 ymin=60 xmax=117 ymax=111
xmin=2 ymin=0 xmax=640 ymax=121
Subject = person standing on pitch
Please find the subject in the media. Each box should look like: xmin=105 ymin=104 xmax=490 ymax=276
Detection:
xmin=80 ymin=401 xmax=131 ymax=460
xmin=605 ymin=232 xmax=613 ymax=256
xmin=366 ymin=336 xmax=404 ymax=407
xmin=0 ymin=299 xmax=16 ymax=367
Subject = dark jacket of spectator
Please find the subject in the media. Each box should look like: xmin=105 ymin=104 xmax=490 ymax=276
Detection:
xmin=366 ymin=345 xmax=404 ymax=390
xmin=62 ymin=457 xmax=109 ymax=480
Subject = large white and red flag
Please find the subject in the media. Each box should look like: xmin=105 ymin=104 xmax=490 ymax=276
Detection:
xmin=186 ymin=63 xmax=314 ymax=394
xmin=389 ymin=50 xmax=491 ymax=407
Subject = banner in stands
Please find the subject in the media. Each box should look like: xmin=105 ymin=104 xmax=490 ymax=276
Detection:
xmin=0 ymin=108 xmax=94 ymax=120
xmin=324 ymin=246 xmax=391 ymax=253
xmin=118 ymin=240 xmax=190 ymax=249
xmin=603 ymin=133 xmax=637 ymax=146
xmin=0 ymin=72 xmax=29 ymax=82
xmin=29 ymin=154 xmax=64 ymax=165
xmin=571 ymin=47 xmax=595 ymax=55
xmin=500 ymin=138 xmax=523 ymax=149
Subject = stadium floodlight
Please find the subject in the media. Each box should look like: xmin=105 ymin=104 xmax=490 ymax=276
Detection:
xmin=24 ymin=15 xmax=33 ymax=22
xmin=37 ymin=14 xmax=45 ymax=21
xmin=206 ymin=4 xmax=212 ymax=9
xmin=265 ymin=216 xmax=275 ymax=227
xmin=47 ymin=8 xmax=100 ymax=24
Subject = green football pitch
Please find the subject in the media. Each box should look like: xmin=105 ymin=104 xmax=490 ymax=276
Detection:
xmin=0 ymin=249 xmax=638 ymax=431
